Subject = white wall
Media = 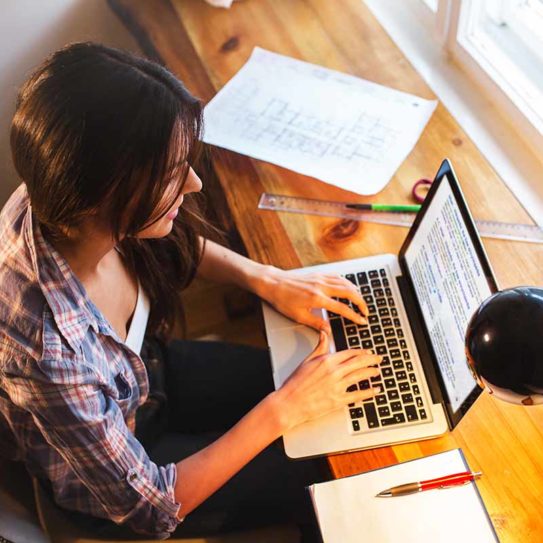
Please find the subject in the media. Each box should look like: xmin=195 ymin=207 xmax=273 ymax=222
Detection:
xmin=0 ymin=0 xmax=139 ymax=206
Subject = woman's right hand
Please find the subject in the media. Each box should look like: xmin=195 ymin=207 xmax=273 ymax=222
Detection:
xmin=273 ymin=331 xmax=382 ymax=432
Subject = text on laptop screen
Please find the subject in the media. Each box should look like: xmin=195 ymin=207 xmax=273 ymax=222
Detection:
xmin=404 ymin=175 xmax=492 ymax=412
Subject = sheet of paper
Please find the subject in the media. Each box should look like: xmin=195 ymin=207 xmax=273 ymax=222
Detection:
xmin=203 ymin=47 xmax=437 ymax=195
xmin=310 ymin=449 xmax=498 ymax=543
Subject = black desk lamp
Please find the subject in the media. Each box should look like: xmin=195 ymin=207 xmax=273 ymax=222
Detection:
xmin=465 ymin=287 xmax=543 ymax=405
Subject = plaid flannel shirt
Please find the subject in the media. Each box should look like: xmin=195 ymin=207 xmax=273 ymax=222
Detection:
xmin=0 ymin=184 xmax=180 ymax=539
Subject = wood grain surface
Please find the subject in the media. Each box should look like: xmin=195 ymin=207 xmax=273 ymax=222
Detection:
xmin=109 ymin=1 xmax=543 ymax=540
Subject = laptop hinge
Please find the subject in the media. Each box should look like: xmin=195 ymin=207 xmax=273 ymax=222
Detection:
xmin=396 ymin=274 xmax=449 ymax=422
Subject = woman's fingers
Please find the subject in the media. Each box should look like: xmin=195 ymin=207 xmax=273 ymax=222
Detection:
xmin=323 ymin=297 xmax=367 ymax=326
xmin=298 ymin=310 xmax=332 ymax=333
xmin=310 ymin=330 xmax=330 ymax=358
xmin=313 ymin=274 xmax=369 ymax=315
xmin=344 ymin=385 xmax=381 ymax=403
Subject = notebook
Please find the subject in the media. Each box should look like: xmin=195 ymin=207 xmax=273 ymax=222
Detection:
xmin=308 ymin=448 xmax=499 ymax=543
xmin=262 ymin=159 xmax=498 ymax=458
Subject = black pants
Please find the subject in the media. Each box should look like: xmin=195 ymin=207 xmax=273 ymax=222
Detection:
xmin=91 ymin=340 xmax=326 ymax=541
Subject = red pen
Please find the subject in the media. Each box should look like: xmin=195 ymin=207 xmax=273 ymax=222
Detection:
xmin=375 ymin=471 xmax=482 ymax=497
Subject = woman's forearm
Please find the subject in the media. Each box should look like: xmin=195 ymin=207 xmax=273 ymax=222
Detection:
xmin=174 ymin=391 xmax=287 ymax=518
xmin=196 ymin=238 xmax=271 ymax=294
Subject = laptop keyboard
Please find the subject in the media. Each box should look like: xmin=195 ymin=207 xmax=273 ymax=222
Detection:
xmin=328 ymin=267 xmax=430 ymax=434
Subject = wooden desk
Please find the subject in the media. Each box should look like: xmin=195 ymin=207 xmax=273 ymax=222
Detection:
xmin=110 ymin=1 xmax=543 ymax=540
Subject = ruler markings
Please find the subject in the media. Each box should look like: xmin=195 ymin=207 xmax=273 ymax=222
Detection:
xmin=258 ymin=193 xmax=543 ymax=244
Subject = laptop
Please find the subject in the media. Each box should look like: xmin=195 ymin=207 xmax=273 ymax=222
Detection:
xmin=262 ymin=159 xmax=498 ymax=458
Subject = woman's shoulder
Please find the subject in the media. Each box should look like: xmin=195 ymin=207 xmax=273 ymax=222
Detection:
xmin=0 ymin=185 xmax=48 ymax=362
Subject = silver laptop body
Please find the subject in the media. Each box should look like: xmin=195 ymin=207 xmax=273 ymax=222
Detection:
xmin=262 ymin=160 xmax=498 ymax=459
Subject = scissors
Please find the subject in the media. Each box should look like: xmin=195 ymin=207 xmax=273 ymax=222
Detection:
xmin=412 ymin=178 xmax=433 ymax=204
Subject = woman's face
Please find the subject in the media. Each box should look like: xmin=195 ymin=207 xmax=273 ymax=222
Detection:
xmin=136 ymin=166 xmax=202 ymax=239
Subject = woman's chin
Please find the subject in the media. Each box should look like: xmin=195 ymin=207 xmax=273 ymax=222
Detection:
xmin=136 ymin=219 xmax=174 ymax=239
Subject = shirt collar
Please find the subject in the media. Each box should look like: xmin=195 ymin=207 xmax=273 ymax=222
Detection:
xmin=22 ymin=196 xmax=117 ymax=352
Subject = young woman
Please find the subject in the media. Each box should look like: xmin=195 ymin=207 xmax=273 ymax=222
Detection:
xmin=0 ymin=43 xmax=381 ymax=540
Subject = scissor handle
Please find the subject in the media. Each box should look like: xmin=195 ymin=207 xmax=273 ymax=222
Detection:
xmin=412 ymin=178 xmax=433 ymax=204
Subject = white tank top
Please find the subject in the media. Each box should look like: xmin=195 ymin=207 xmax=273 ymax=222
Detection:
xmin=125 ymin=283 xmax=150 ymax=354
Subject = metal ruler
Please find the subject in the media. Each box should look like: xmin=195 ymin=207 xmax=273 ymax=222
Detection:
xmin=258 ymin=193 xmax=543 ymax=244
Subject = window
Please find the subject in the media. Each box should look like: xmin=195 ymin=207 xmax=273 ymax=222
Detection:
xmin=443 ymin=0 xmax=543 ymax=152
xmin=365 ymin=0 xmax=543 ymax=224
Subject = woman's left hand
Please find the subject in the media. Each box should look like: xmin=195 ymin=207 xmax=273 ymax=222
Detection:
xmin=255 ymin=266 xmax=368 ymax=332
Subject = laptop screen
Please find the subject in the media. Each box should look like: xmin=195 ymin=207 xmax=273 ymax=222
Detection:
xmin=401 ymin=163 xmax=497 ymax=421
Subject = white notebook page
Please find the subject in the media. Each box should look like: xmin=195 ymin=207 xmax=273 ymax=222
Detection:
xmin=309 ymin=449 xmax=498 ymax=543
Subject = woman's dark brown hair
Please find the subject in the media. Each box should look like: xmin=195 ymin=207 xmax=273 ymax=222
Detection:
xmin=10 ymin=42 xmax=214 ymax=338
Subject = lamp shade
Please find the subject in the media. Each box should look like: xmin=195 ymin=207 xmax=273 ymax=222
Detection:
xmin=465 ymin=287 xmax=543 ymax=405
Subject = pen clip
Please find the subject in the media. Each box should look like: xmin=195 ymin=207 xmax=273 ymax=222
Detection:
xmin=439 ymin=480 xmax=471 ymax=489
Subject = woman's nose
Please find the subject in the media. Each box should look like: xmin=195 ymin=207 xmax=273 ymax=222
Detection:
xmin=185 ymin=167 xmax=203 ymax=194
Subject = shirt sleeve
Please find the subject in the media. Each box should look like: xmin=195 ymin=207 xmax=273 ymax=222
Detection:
xmin=7 ymin=355 xmax=182 ymax=539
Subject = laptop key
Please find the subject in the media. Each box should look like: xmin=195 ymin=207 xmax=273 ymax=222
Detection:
xmin=352 ymin=420 xmax=361 ymax=431
xmin=416 ymin=397 xmax=424 ymax=408
xmin=330 ymin=318 xmax=348 ymax=350
xmin=399 ymin=382 xmax=410 ymax=392
xmin=393 ymin=359 xmax=404 ymax=369
xmin=396 ymin=370 xmax=407 ymax=380
xmin=368 ymin=314 xmax=379 ymax=324
xmin=376 ymin=394 xmax=388 ymax=405
xmin=345 ymin=273 xmax=356 ymax=285
xmin=379 ymin=268 xmax=386 ymax=277
xmin=371 ymin=279 xmax=382 ymax=288
xmin=419 ymin=409 xmax=428 ymax=420
xmin=382 ymin=317 xmax=393 ymax=327
xmin=381 ymin=417 xmax=399 ymax=426
xmin=370 ymin=324 xmax=382 ymax=334
xmin=374 ymin=335 xmax=385 ymax=345
xmin=409 ymin=373 xmax=417 ymax=383
xmin=413 ymin=385 xmax=420 ymax=395
xmin=378 ymin=307 xmax=390 ymax=317
xmin=385 ymin=287 xmax=392 ymax=297
xmin=381 ymin=356 xmax=391 ymax=366
xmin=390 ymin=401 xmax=402 ymax=412
xmin=378 ymin=406 xmax=391 ymax=417
xmin=363 ymin=295 xmax=374 ymax=304
xmin=399 ymin=339 xmax=407 ymax=349
xmin=368 ymin=304 xmax=376 ymax=314
xmin=362 ymin=340 xmax=373 ymax=349
xmin=384 ymin=378 xmax=396 ymax=389
xmin=348 ymin=336 xmax=360 ymax=347
xmin=360 ymin=328 xmax=371 ymax=339
xmin=382 ymin=278 xmax=390 ymax=287
xmin=401 ymin=393 xmax=414 ymax=404
xmin=391 ymin=308 xmax=398 ymax=316
xmin=346 ymin=324 xmax=357 ymax=335
xmin=364 ymin=403 xmax=380 ymax=428
xmin=357 ymin=272 xmax=369 ymax=285
xmin=406 ymin=405 xmax=418 ymax=421
xmin=384 ymin=327 xmax=395 ymax=337
xmin=368 ymin=270 xmax=379 ymax=279
xmin=388 ymin=298 xmax=395 ymax=307
xmin=403 ymin=350 xmax=411 ymax=360
xmin=406 ymin=362 xmax=413 ymax=371
xmin=359 ymin=380 xmax=371 ymax=390
xmin=387 ymin=338 xmax=398 ymax=348
xmin=382 ymin=367 xmax=393 ymax=377
xmin=387 ymin=389 xmax=399 ymax=400
xmin=376 ymin=345 xmax=387 ymax=355
xmin=376 ymin=298 xmax=387 ymax=307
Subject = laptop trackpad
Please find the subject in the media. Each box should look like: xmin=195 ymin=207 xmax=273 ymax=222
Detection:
xmin=267 ymin=325 xmax=320 ymax=388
